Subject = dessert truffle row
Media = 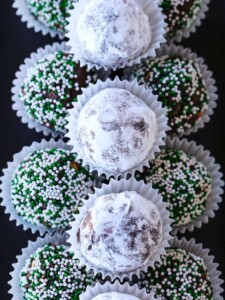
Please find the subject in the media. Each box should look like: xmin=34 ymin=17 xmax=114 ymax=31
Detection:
xmin=2 ymin=98 xmax=222 ymax=235
xmin=14 ymin=0 xmax=208 ymax=42
xmin=10 ymin=233 xmax=222 ymax=300
xmin=13 ymin=44 xmax=217 ymax=138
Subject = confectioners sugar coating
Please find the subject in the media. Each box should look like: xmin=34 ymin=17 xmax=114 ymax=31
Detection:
xmin=76 ymin=0 xmax=151 ymax=67
xmin=92 ymin=292 xmax=141 ymax=300
xmin=77 ymin=88 xmax=157 ymax=173
xmin=79 ymin=191 xmax=162 ymax=273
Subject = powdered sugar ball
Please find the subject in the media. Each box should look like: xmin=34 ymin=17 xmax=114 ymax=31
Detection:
xmin=92 ymin=293 xmax=140 ymax=300
xmin=78 ymin=191 xmax=162 ymax=273
xmin=76 ymin=0 xmax=152 ymax=67
xmin=77 ymin=88 xmax=157 ymax=173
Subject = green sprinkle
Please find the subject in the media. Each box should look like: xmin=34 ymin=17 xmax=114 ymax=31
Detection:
xmin=27 ymin=0 xmax=74 ymax=34
xmin=129 ymin=55 xmax=209 ymax=135
xmin=11 ymin=148 xmax=94 ymax=229
xmin=160 ymin=0 xmax=203 ymax=38
xmin=137 ymin=248 xmax=213 ymax=300
xmin=135 ymin=148 xmax=211 ymax=226
xmin=20 ymin=51 xmax=95 ymax=133
xmin=20 ymin=243 xmax=100 ymax=300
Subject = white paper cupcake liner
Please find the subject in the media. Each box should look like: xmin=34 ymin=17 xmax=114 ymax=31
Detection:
xmin=170 ymin=236 xmax=224 ymax=300
xmin=80 ymin=281 xmax=157 ymax=300
xmin=66 ymin=0 xmax=166 ymax=71
xmin=165 ymin=137 xmax=224 ymax=234
xmin=12 ymin=0 xmax=65 ymax=39
xmin=170 ymin=0 xmax=211 ymax=42
xmin=124 ymin=43 xmax=218 ymax=137
xmin=0 ymin=138 xmax=100 ymax=236
xmin=12 ymin=42 xmax=70 ymax=138
xmin=8 ymin=232 xmax=68 ymax=300
xmin=67 ymin=177 xmax=173 ymax=281
xmin=66 ymin=77 xmax=170 ymax=179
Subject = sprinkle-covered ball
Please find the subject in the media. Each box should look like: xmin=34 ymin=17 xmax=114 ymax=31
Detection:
xmin=20 ymin=51 xmax=94 ymax=134
xmin=135 ymin=149 xmax=211 ymax=226
xmin=159 ymin=0 xmax=203 ymax=38
xmin=20 ymin=243 xmax=97 ymax=300
xmin=11 ymin=148 xmax=94 ymax=229
xmin=129 ymin=55 xmax=209 ymax=134
xmin=27 ymin=0 xmax=74 ymax=34
xmin=138 ymin=248 xmax=213 ymax=299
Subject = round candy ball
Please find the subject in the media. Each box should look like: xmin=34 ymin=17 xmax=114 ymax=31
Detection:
xmin=159 ymin=0 xmax=203 ymax=38
xmin=138 ymin=248 xmax=213 ymax=300
xmin=27 ymin=0 xmax=74 ymax=34
xmin=77 ymin=88 xmax=157 ymax=173
xmin=76 ymin=0 xmax=151 ymax=67
xmin=129 ymin=55 xmax=209 ymax=135
xmin=135 ymin=148 xmax=211 ymax=226
xmin=11 ymin=148 xmax=94 ymax=229
xmin=78 ymin=191 xmax=162 ymax=273
xmin=20 ymin=51 xmax=94 ymax=134
xmin=20 ymin=243 xmax=96 ymax=300
xmin=93 ymin=293 xmax=140 ymax=300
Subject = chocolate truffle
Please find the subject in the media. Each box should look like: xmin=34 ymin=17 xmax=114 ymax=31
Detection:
xmin=78 ymin=191 xmax=162 ymax=273
xmin=11 ymin=148 xmax=94 ymax=229
xmin=129 ymin=55 xmax=209 ymax=134
xmin=20 ymin=243 xmax=96 ymax=300
xmin=135 ymin=149 xmax=211 ymax=226
xmin=77 ymin=88 xmax=157 ymax=173
xmin=138 ymin=248 xmax=213 ymax=299
xmin=27 ymin=0 xmax=74 ymax=34
xmin=160 ymin=0 xmax=203 ymax=38
xmin=76 ymin=0 xmax=151 ymax=67
xmin=20 ymin=51 xmax=94 ymax=134
xmin=92 ymin=293 xmax=140 ymax=300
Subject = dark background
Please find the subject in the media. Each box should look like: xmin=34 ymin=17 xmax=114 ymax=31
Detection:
xmin=0 ymin=1 xmax=225 ymax=299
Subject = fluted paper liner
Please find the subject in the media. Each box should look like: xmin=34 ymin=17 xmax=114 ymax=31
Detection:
xmin=124 ymin=44 xmax=218 ymax=137
xmin=66 ymin=77 xmax=170 ymax=179
xmin=66 ymin=0 xmax=166 ymax=71
xmin=165 ymin=137 xmax=224 ymax=234
xmin=170 ymin=0 xmax=211 ymax=42
xmin=8 ymin=232 xmax=68 ymax=300
xmin=67 ymin=177 xmax=173 ymax=281
xmin=170 ymin=237 xmax=224 ymax=300
xmin=13 ymin=0 xmax=65 ymax=39
xmin=12 ymin=42 xmax=69 ymax=138
xmin=0 ymin=138 xmax=100 ymax=235
xmin=80 ymin=281 xmax=157 ymax=300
